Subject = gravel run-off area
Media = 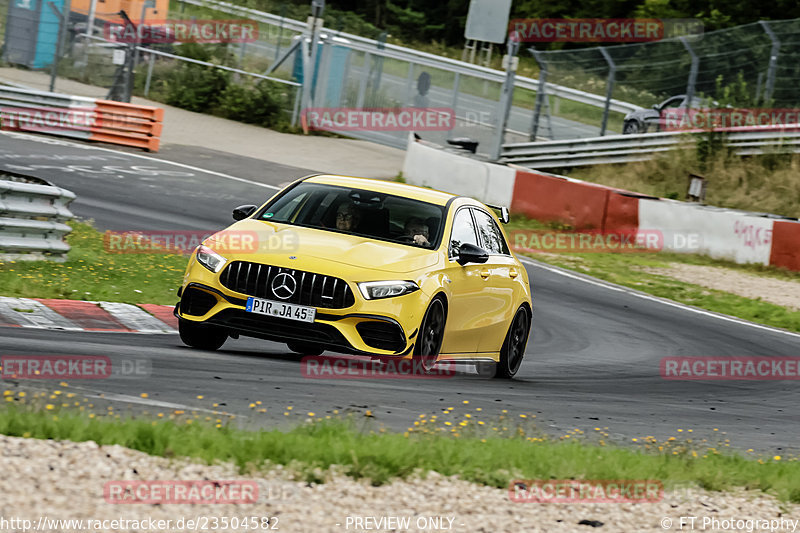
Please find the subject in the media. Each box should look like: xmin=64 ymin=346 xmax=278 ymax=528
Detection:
xmin=644 ymin=264 xmax=800 ymax=311
xmin=1 ymin=435 xmax=798 ymax=533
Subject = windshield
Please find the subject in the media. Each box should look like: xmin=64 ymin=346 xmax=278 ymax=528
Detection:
xmin=257 ymin=182 xmax=445 ymax=249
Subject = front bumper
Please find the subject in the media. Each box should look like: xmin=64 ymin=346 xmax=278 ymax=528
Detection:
xmin=176 ymin=282 xmax=419 ymax=356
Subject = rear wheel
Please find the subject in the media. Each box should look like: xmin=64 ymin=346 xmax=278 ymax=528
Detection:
xmin=495 ymin=307 xmax=530 ymax=379
xmin=287 ymin=341 xmax=324 ymax=356
xmin=179 ymin=320 xmax=228 ymax=351
xmin=415 ymin=298 xmax=446 ymax=373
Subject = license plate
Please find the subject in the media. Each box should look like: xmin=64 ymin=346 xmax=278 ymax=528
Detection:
xmin=245 ymin=297 xmax=316 ymax=323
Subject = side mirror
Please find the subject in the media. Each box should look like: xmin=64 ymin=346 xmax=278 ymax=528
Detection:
xmin=457 ymin=242 xmax=489 ymax=266
xmin=499 ymin=206 xmax=510 ymax=224
xmin=232 ymin=204 xmax=257 ymax=221
xmin=652 ymin=104 xmax=660 ymax=111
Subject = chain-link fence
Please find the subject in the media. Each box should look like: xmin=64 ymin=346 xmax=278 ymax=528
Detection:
xmin=531 ymin=19 xmax=800 ymax=137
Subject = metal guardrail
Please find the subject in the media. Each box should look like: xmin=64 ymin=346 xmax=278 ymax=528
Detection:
xmin=502 ymin=128 xmax=800 ymax=169
xmin=178 ymin=0 xmax=642 ymax=115
xmin=0 ymin=171 xmax=75 ymax=261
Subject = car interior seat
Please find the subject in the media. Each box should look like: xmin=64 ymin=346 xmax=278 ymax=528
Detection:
xmin=359 ymin=208 xmax=390 ymax=238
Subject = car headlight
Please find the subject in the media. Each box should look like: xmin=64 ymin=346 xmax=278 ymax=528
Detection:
xmin=358 ymin=280 xmax=419 ymax=300
xmin=196 ymin=245 xmax=228 ymax=273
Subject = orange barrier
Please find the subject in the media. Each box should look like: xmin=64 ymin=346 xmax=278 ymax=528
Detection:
xmin=94 ymin=100 xmax=165 ymax=122
xmin=769 ymin=220 xmax=800 ymax=271
xmin=92 ymin=99 xmax=163 ymax=152
xmin=511 ymin=170 xmax=610 ymax=230
xmin=0 ymin=89 xmax=164 ymax=152
xmin=603 ymin=191 xmax=650 ymax=233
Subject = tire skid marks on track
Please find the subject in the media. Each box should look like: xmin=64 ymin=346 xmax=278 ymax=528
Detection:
xmin=0 ymin=297 xmax=176 ymax=334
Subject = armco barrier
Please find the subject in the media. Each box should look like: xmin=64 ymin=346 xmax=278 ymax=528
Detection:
xmin=0 ymin=171 xmax=75 ymax=261
xmin=403 ymin=139 xmax=800 ymax=272
xmin=0 ymin=86 xmax=163 ymax=151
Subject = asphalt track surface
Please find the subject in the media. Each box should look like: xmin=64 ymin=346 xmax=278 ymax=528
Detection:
xmin=2 ymin=131 xmax=799 ymax=454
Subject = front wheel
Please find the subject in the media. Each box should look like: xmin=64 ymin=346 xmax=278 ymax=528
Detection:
xmin=623 ymin=121 xmax=641 ymax=134
xmin=415 ymin=298 xmax=446 ymax=373
xmin=495 ymin=307 xmax=530 ymax=379
xmin=179 ymin=320 xmax=228 ymax=351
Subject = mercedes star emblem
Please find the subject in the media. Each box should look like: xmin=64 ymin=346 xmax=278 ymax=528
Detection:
xmin=271 ymin=273 xmax=297 ymax=300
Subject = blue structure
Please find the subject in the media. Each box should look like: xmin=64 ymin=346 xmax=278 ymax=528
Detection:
xmin=3 ymin=0 xmax=65 ymax=69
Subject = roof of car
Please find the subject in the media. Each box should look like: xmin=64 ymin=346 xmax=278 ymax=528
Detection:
xmin=305 ymin=174 xmax=459 ymax=206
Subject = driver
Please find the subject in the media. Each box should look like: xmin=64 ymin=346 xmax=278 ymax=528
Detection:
xmin=404 ymin=217 xmax=430 ymax=246
xmin=336 ymin=202 xmax=361 ymax=231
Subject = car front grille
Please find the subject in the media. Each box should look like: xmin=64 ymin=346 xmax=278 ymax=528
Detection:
xmin=218 ymin=261 xmax=355 ymax=309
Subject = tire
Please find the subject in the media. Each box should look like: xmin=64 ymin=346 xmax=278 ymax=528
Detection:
xmin=623 ymin=121 xmax=641 ymax=134
xmin=287 ymin=341 xmax=324 ymax=356
xmin=414 ymin=297 xmax=446 ymax=373
xmin=495 ymin=307 xmax=531 ymax=379
xmin=178 ymin=320 xmax=228 ymax=351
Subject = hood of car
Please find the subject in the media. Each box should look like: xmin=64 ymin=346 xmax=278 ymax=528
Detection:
xmin=203 ymin=219 xmax=439 ymax=274
xmin=625 ymin=108 xmax=659 ymax=121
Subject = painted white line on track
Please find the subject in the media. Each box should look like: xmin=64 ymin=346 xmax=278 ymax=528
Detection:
xmin=0 ymin=131 xmax=281 ymax=191
xmin=520 ymin=256 xmax=800 ymax=340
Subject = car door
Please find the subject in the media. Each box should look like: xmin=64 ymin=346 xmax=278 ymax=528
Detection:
xmin=653 ymin=95 xmax=685 ymax=131
xmin=439 ymin=207 xmax=488 ymax=355
xmin=471 ymin=208 xmax=519 ymax=353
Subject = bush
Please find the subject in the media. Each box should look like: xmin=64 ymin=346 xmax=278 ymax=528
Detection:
xmin=216 ymin=80 xmax=286 ymax=128
xmin=165 ymin=63 xmax=230 ymax=113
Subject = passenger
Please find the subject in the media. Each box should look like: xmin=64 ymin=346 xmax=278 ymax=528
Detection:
xmin=336 ymin=202 xmax=361 ymax=232
xmin=404 ymin=217 xmax=430 ymax=246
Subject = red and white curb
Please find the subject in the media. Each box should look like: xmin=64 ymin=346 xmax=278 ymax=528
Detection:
xmin=0 ymin=297 xmax=176 ymax=333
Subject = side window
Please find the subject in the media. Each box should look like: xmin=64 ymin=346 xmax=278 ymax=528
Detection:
xmin=473 ymin=209 xmax=509 ymax=255
xmin=449 ymin=208 xmax=479 ymax=257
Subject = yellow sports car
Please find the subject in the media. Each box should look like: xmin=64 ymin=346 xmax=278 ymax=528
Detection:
xmin=176 ymin=174 xmax=532 ymax=378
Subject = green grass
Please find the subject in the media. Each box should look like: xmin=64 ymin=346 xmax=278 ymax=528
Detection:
xmin=568 ymin=150 xmax=800 ymax=219
xmin=1 ymin=404 xmax=799 ymax=501
xmin=506 ymin=217 xmax=800 ymax=333
xmin=0 ymin=222 xmax=186 ymax=305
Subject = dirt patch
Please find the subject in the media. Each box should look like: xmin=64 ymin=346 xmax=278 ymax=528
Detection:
xmin=642 ymin=263 xmax=800 ymax=311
